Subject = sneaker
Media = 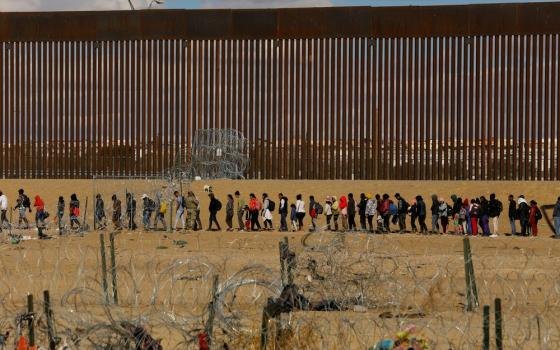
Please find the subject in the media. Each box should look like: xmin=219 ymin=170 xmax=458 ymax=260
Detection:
xmin=490 ymin=234 xmax=498 ymax=238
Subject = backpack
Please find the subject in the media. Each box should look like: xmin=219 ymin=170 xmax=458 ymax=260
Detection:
xmin=497 ymin=200 xmax=503 ymax=214
xmin=315 ymin=203 xmax=323 ymax=215
xmin=459 ymin=207 xmax=467 ymax=220
xmin=268 ymin=200 xmax=276 ymax=211
xmin=159 ymin=201 xmax=168 ymax=214
xmin=446 ymin=204 xmax=453 ymax=217
xmin=147 ymin=199 xmax=156 ymax=211
xmin=215 ymin=200 xmax=222 ymax=211
xmin=389 ymin=202 xmax=397 ymax=215
xmin=23 ymin=195 xmax=31 ymax=208
xmin=471 ymin=205 xmax=479 ymax=217
xmin=181 ymin=196 xmax=187 ymax=208
xmin=535 ymin=207 xmax=542 ymax=221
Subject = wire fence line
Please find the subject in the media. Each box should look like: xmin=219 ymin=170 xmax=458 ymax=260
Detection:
xmin=0 ymin=229 xmax=558 ymax=349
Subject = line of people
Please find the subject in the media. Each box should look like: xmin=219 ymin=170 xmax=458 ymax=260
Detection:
xmin=2 ymin=188 xmax=559 ymax=239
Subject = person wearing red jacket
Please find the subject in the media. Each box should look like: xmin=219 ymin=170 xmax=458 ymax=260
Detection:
xmin=529 ymin=200 xmax=541 ymax=236
xmin=379 ymin=194 xmax=391 ymax=232
xmin=248 ymin=193 xmax=262 ymax=231
xmin=339 ymin=195 xmax=348 ymax=231
xmin=33 ymin=195 xmax=46 ymax=228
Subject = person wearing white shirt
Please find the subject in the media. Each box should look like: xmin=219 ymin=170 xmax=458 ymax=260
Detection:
xmin=0 ymin=191 xmax=7 ymax=229
xmin=295 ymin=194 xmax=305 ymax=231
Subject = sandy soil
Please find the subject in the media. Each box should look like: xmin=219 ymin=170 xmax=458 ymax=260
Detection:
xmin=0 ymin=180 xmax=559 ymax=349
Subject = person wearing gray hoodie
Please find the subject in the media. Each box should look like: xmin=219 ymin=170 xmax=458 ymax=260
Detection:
xmin=554 ymin=197 xmax=560 ymax=239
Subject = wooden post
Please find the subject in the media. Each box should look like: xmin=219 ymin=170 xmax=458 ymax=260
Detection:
xmin=205 ymin=275 xmax=219 ymax=349
xmin=8 ymin=209 xmax=12 ymax=236
xmin=99 ymin=234 xmax=109 ymax=304
xmin=483 ymin=305 xmax=490 ymax=350
xmin=260 ymin=299 xmax=273 ymax=350
xmin=462 ymin=238 xmax=473 ymax=311
xmin=82 ymin=196 xmax=88 ymax=232
xmin=279 ymin=240 xmax=287 ymax=288
xmin=43 ymin=290 xmax=56 ymax=350
xmin=167 ymin=198 xmax=173 ymax=233
xmin=495 ymin=298 xmax=503 ymax=350
xmin=27 ymin=294 xmax=34 ymax=346
xmin=109 ymin=232 xmax=118 ymax=304
xmin=467 ymin=239 xmax=479 ymax=308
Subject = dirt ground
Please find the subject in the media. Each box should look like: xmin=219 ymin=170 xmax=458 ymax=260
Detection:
xmin=0 ymin=180 xmax=559 ymax=349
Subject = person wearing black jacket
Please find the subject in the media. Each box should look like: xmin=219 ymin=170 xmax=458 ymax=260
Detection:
xmin=278 ymin=193 xmax=288 ymax=231
xmin=507 ymin=194 xmax=517 ymax=236
xmin=416 ymin=195 xmax=428 ymax=234
xmin=430 ymin=194 xmax=439 ymax=233
xmin=488 ymin=193 xmax=502 ymax=236
xmin=357 ymin=193 xmax=367 ymax=231
xmin=553 ymin=196 xmax=560 ymax=239
xmin=208 ymin=193 xmax=221 ymax=231
xmin=347 ymin=193 xmax=356 ymax=231
xmin=451 ymin=195 xmax=462 ymax=217
xmin=517 ymin=196 xmax=530 ymax=236
xmin=479 ymin=196 xmax=490 ymax=236
xmin=395 ymin=193 xmax=408 ymax=233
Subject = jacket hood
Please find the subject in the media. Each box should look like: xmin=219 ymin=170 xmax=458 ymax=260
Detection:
xmin=451 ymin=195 xmax=457 ymax=202
xmin=518 ymin=198 xmax=528 ymax=205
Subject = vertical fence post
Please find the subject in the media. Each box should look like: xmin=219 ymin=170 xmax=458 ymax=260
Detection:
xmin=463 ymin=238 xmax=473 ymax=311
xmin=27 ymin=293 xmax=34 ymax=347
xmin=109 ymin=232 xmax=118 ymax=304
xmin=260 ymin=298 xmax=273 ymax=350
xmin=205 ymin=274 xmax=219 ymax=349
xmin=483 ymin=305 xmax=490 ymax=350
xmin=43 ymin=290 xmax=56 ymax=350
xmin=495 ymin=298 xmax=503 ymax=350
xmin=279 ymin=239 xmax=287 ymax=288
xmin=99 ymin=234 xmax=109 ymax=304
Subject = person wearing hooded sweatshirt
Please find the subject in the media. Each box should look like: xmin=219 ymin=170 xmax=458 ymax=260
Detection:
xmin=488 ymin=193 xmax=502 ymax=236
xmin=409 ymin=199 xmax=418 ymax=233
xmin=357 ymin=193 xmax=367 ymax=231
xmin=451 ymin=194 xmax=462 ymax=233
xmin=508 ymin=194 xmax=517 ymax=236
xmin=517 ymin=196 xmax=530 ymax=236
xmin=380 ymin=194 xmax=391 ymax=233
xmin=330 ymin=196 xmax=340 ymax=231
xmin=33 ymin=195 xmax=46 ymax=228
xmin=553 ymin=197 xmax=560 ymax=239
xmin=347 ymin=193 xmax=356 ymax=231
xmin=309 ymin=195 xmax=317 ymax=232
xmin=416 ymin=195 xmax=428 ymax=234
xmin=154 ymin=191 xmax=167 ymax=231
xmin=438 ymin=198 xmax=449 ymax=234
xmin=365 ymin=194 xmax=377 ymax=233
xmin=339 ymin=195 xmax=348 ymax=232
xmin=430 ymin=194 xmax=440 ymax=234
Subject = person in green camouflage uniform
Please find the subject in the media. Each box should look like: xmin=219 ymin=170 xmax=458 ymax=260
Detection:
xmin=185 ymin=191 xmax=198 ymax=230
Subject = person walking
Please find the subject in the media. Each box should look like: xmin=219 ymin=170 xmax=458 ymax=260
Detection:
xmin=409 ymin=199 xmax=418 ymax=233
xmin=208 ymin=193 xmax=222 ymax=231
xmin=278 ymin=193 xmax=288 ymax=231
xmin=262 ymin=193 xmax=273 ymax=230
xmin=235 ymin=191 xmax=246 ymax=231
xmin=173 ymin=191 xmax=186 ymax=231
xmin=365 ymin=194 xmax=377 ymax=233
xmin=331 ymin=196 xmax=340 ymax=231
xmin=325 ymin=197 xmax=333 ymax=231
xmin=33 ymin=195 xmax=46 ymax=228
xmin=125 ymin=193 xmax=137 ymax=230
xmin=553 ymin=197 xmax=560 ymax=239
xmin=309 ymin=195 xmax=317 ymax=232
xmin=517 ymin=196 xmax=530 ymax=236
xmin=141 ymin=194 xmax=156 ymax=230
xmin=295 ymin=194 xmax=306 ymax=231
xmin=226 ymin=194 xmax=234 ymax=231
xmin=347 ymin=193 xmax=356 ymax=231
xmin=470 ymin=199 xmax=480 ymax=236
xmin=249 ymin=193 xmax=262 ymax=231
xmin=416 ymin=195 xmax=428 ymax=234
xmin=488 ymin=193 xmax=502 ymax=237
xmin=438 ymin=198 xmax=448 ymax=234
xmin=56 ymin=196 xmax=65 ymax=232
xmin=479 ymin=196 xmax=491 ymax=236
xmin=507 ymin=194 xmax=517 ymax=236
xmin=430 ymin=194 xmax=439 ymax=234
xmin=154 ymin=191 xmax=167 ymax=231
xmin=70 ymin=194 xmax=81 ymax=229
xmin=339 ymin=195 xmax=348 ymax=232
xmin=290 ymin=204 xmax=298 ymax=232
xmin=380 ymin=194 xmax=391 ymax=233
xmin=395 ymin=193 xmax=408 ymax=234
xmin=458 ymin=199 xmax=469 ymax=235
xmin=357 ymin=193 xmax=367 ymax=231
xmin=111 ymin=194 xmax=122 ymax=230
xmin=14 ymin=189 xmax=31 ymax=229
xmin=451 ymin=194 xmax=462 ymax=233
xmin=529 ymin=200 xmax=541 ymax=237
xmin=0 ymin=191 xmax=8 ymax=230
xmin=186 ymin=191 xmax=199 ymax=231
xmin=95 ymin=194 xmax=107 ymax=230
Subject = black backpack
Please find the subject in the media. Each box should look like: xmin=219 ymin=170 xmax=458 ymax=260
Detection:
xmin=181 ymin=196 xmax=187 ymax=208
xmin=535 ymin=207 xmax=542 ymax=221
xmin=215 ymin=200 xmax=222 ymax=211
xmin=497 ymin=200 xmax=503 ymax=214
xmin=23 ymin=195 xmax=31 ymax=208
xmin=147 ymin=199 xmax=156 ymax=211
xmin=268 ymin=200 xmax=276 ymax=211
xmin=315 ymin=203 xmax=324 ymax=215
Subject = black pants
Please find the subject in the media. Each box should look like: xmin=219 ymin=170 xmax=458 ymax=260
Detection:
xmin=251 ymin=211 xmax=261 ymax=230
xmin=520 ymin=218 xmax=528 ymax=236
xmin=0 ymin=210 xmax=7 ymax=227
xmin=367 ymin=215 xmax=374 ymax=232
xmin=296 ymin=212 xmax=305 ymax=230
xmin=398 ymin=213 xmax=406 ymax=232
xmin=209 ymin=211 xmax=220 ymax=230
xmin=226 ymin=212 xmax=233 ymax=229
xmin=280 ymin=212 xmax=288 ymax=231
xmin=383 ymin=214 xmax=390 ymax=232
xmin=418 ymin=215 xmax=428 ymax=233
xmin=359 ymin=214 xmax=366 ymax=230
xmin=348 ymin=214 xmax=356 ymax=230
xmin=411 ymin=215 xmax=418 ymax=232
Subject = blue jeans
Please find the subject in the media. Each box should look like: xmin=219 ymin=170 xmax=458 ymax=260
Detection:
xmin=509 ymin=217 xmax=516 ymax=235
xmin=555 ymin=217 xmax=560 ymax=238
xmin=143 ymin=210 xmax=152 ymax=228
